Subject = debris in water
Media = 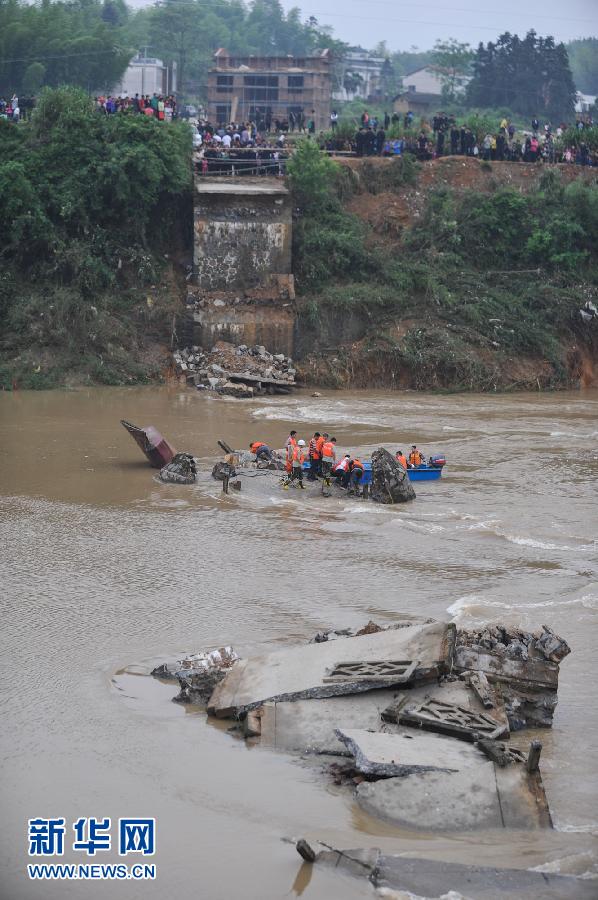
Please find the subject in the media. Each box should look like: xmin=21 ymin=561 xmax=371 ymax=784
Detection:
xmin=152 ymin=646 xmax=239 ymax=704
xmin=159 ymin=453 xmax=197 ymax=484
xmin=121 ymin=419 xmax=176 ymax=468
xmin=172 ymin=340 xmax=296 ymax=397
xmin=370 ymin=447 xmax=416 ymax=504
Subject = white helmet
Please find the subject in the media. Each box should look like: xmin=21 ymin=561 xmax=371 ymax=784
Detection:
xmin=297 ymin=439 xmax=306 ymax=446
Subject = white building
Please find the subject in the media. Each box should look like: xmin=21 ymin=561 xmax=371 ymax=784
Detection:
xmin=112 ymin=56 xmax=177 ymax=97
xmin=333 ymin=48 xmax=385 ymax=102
xmin=575 ymin=92 xmax=596 ymax=115
xmin=401 ymin=65 xmax=470 ymax=97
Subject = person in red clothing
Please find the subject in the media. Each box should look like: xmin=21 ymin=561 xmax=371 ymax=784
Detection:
xmin=333 ymin=454 xmax=351 ymax=487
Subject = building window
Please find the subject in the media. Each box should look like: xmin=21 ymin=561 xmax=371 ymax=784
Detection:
xmin=287 ymin=75 xmax=304 ymax=92
xmin=216 ymin=104 xmax=232 ymax=123
xmin=243 ymin=75 xmax=279 ymax=102
xmin=216 ymin=75 xmax=234 ymax=93
xmin=243 ymin=75 xmax=279 ymax=87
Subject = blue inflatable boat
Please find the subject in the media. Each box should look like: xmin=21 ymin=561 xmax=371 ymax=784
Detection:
xmin=303 ymin=455 xmax=446 ymax=483
xmin=360 ymin=462 xmax=443 ymax=483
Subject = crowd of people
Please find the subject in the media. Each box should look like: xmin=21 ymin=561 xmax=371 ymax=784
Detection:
xmin=249 ymin=434 xmax=429 ymax=495
xmin=193 ymin=119 xmax=291 ymax=175
xmin=319 ymin=109 xmax=597 ymax=167
xmin=0 ymin=94 xmax=35 ymax=122
xmin=4 ymin=85 xmax=595 ymax=168
xmin=93 ymin=93 xmax=178 ymax=120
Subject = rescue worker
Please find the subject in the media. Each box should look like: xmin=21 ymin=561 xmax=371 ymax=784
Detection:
xmin=395 ymin=449 xmax=408 ymax=469
xmin=408 ymin=445 xmax=424 ymax=467
xmin=290 ymin=439 xmax=306 ymax=489
xmin=333 ymin=454 xmax=351 ymax=487
xmin=284 ymin=436 xmax=294 ymax=477
xmin=307 ymin=432 xmax=321 ymax=480
xmin=316 ymin=432 xmax=328 ymax=462
xmin=249 ymin=441 xmax=272 ymax=462
xmin=320 ymin=436 xmax=337 ymax=481
xmin=348 ymin=457 xmax=364 ymax=493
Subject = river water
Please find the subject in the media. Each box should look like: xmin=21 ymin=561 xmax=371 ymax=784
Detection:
xmin=1 ymin=386 xmax=597 ymax=899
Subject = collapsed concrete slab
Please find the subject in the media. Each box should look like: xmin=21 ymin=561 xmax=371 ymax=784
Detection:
xmin=259 ymin=690 xmax=399 ymax=754
xmin=382 ymin=678 xmax=510 ymax=741
xmin=207 ymin=621 xmax=455 ymax=718
xmin=299 ymin=847 xmax=597 ymax=899
xmin=374 ymin=855 xmax=595 ymax=899
xmin=355 ymin=757 xmax=551 ymax=831
xmin=335 ymin=727 xmax=486 ymax=778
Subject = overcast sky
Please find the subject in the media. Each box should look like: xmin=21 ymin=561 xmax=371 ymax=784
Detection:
xmin=279 ymin=0 xmax=598 ymax=51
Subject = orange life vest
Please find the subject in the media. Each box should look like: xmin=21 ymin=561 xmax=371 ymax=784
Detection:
xmin=321 ymin=441 xmax=335 ymax=462
xmin=351 ymin=458 xmax=364 ymax=471
xmin=309 ymin=437 xmax=320 ymax=458
xmin=335 ymin=457 xmax=350 ymax=472
xmin=409 ymin=450 xmax=423 ymax=466
xmin=250 ymin=442 xmax=265 ymax=453
xmin=315 ymin=436 xmax=325 ymax=456
xmin=396 ymin=453 xmax=407 ymax=469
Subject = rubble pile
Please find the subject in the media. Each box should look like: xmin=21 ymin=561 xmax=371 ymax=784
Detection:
xmin=455 ymin=623 xmax=571 ymax=729
xmin=172 ymin=341 xmax=296 ymax=398
xmin=457 ymin=622 xmax=571 ymax=663
xmin=152 ymin=646 xmax=239 ymax=704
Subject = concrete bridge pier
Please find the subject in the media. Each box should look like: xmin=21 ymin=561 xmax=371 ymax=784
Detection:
xmin=188 ymin=176 xmax=296 ymax=357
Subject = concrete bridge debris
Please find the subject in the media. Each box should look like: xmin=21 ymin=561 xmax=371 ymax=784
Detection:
xmin=293 ymin=848 xmax=597 ymax=899
xmin=152 ymin=614 xmax=572 ymax=875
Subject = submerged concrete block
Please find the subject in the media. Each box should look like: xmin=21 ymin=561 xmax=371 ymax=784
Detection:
xmin=335 ymin=727 xmax=486 ymax=778
xmin=260 ymin=690 xmax=398 ymax=754
xmin=207 ymin=621 xmax=454 ymax=718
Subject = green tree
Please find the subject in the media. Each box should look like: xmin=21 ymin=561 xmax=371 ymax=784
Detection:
xmin=467 ymin=31 xmax=576 ymax=122
xmin=566 ymin=38 xmax=598 ymax=95
xmin=149 ymin=0 xmax=203 ymax=97
xmin=0 ymin=0 xmax=132 ymax=96
xmin=431 ymin=38 xmax=472 ymax=102
xmin=22 ymin=62 xmax=46 ymax=94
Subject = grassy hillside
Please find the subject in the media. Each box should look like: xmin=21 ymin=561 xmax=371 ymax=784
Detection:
xmin=288 ymin=142 xmax=598 ymax=391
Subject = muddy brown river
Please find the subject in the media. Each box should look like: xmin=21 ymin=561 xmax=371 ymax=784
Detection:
xmin=1 ymin=386 xmax=597 ymax=899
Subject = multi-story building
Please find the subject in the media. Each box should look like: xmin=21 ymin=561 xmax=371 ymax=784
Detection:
xmin=207 ymin=48 xmax=332 ymax=130
xmin=332 ymin=47 xmax=385 ymax=102
xmin=112 ymin=56 xmax=177 ymax=98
